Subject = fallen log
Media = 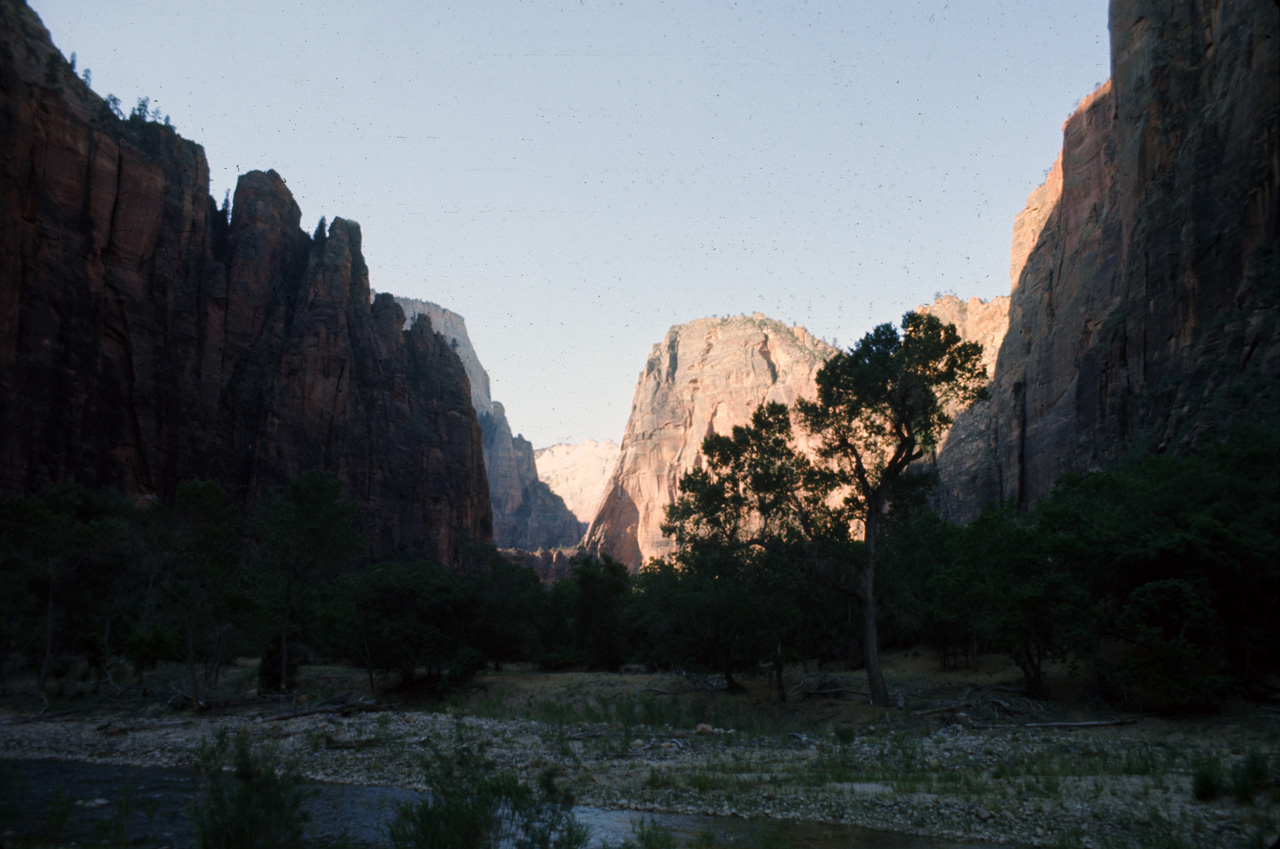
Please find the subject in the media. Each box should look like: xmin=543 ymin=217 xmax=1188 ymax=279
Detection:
xmin=971 ymin=718 xmax=1141 ymax=730
xmin=913 ymin=701 xmax=977 ymax=717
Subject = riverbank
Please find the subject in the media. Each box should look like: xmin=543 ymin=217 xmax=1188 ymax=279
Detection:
xmin=2 ymin=660 xmax=1277 ymax=848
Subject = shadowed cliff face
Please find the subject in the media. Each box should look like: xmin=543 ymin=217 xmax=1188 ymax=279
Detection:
xmin=935 ymin=0 xmax=1279 ymax=516
xmin=395 ymin=297 xmax=585 ymax=550
xmin=0 ymin=1 xmax=492 ymax=563
xmin=586 ymin=314 xmax=836 ymax=570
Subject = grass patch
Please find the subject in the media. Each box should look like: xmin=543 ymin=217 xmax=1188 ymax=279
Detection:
xmin=1231 ymin=749 xmax=1271 ymax=804
xmin=1193 ymin=759 xmax=1225 ymax=801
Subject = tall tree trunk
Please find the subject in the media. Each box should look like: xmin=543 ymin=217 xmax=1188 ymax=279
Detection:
xmin=717 ymin=644 xmax=743 ymax=693
xmin=363 ymin=632 xmax=375 ymax=696
xmin=136 ymin=569 xmax=157 ymax=685
xmin=38 ymin=560 xmax=55 ymax=694
xmin=861 ymin=509 xmax=890 ymax=706
xmin=205 ymin=624 xmax=227 ymax=690
xmin=280 ymin=585 xmax=292 ymax=692
xmin=773 ymin=641 xmax=787 ymax=702
xmin=183 ymin=605 xmax=201 ymax=708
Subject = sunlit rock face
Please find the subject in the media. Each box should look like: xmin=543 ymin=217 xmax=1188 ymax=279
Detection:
xmin=394 ymin=298 xmax=585 ymax=550
xmin=0 ymin=2 xmax=492 ymax=563
xmin=585 ymin=315 xmax=837 ymax=570
xmin=914 ymin=295 xmax=1011 ymax=521
xmin=534 ymin=439 xmax=621 ymax=526
xmin=936 ymin=0 xmax=1279 ymax=516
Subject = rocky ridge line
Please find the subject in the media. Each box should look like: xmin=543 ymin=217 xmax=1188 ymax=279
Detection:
xmin=0 ymin=1 xmax=491 ymax=562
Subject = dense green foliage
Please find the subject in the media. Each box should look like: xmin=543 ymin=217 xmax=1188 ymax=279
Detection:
xmin=0 ymin=420 xmax=1274 ymax=710
xmin=919 ymin=423 xmax=1279 ymax=706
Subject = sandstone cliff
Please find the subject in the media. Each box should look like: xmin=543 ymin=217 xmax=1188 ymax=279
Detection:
xmin=396 ymin=298 xmax=584 ymax=549
xmin=936 ymin=0 xmax=1279 ymax=515
xmin=585 ymin=314 xmax=836 ymax=570
xmin=915 ymin=295 xmax=1011 ymax=520
xmin=0 ymin=1 xmax=492 ymax=563
xmin=534 ymin=439 xmax=621 ymax=525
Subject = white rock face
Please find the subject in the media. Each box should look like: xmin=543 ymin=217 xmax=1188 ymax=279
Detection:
xmin=534 ymin=439 xmax=621 ymax=525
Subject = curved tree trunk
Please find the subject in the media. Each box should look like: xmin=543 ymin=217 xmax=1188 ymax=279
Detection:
xmin=862 ymin=509 xmax=891 ymax=706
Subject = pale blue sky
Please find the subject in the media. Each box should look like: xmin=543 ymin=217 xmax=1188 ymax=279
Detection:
xmin=31 ymin=1 xmax=1110 ymax=449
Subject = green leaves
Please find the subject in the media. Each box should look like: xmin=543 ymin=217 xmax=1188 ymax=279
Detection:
xmin=797 ymin=311 xmax=987 ymax=490
xmin=927 ymin=508 xmax=1095 ymax=698
xmin=388 ymin=748 xmax=589 ymax=849
xmin=255 ymin=470 xmax=362 ymax=584
xmin=193 ymin=732 xmax=310 ymax=849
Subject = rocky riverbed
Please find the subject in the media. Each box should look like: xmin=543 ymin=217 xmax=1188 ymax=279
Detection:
xmin=2 ymin=683 xmax=1277 ymax=849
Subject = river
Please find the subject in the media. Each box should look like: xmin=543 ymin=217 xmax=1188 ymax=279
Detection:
xmin=1 ymin=758 xmax=1008 ymax=848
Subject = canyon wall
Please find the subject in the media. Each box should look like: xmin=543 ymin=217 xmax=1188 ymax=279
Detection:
xmin=0 ymin=1 xmax=492 ymax=563
xmin=396 ymin=298 xmax=585 ymax=549
xmin=936 ymin=0 xmax=1279 ymax=515
xmin=585 ymin=314 xmax=836 ymax=570
xmin=915 ymin=294 xmax=1011 ymax=520
xmin=534 ymin=439 xmax=620 ymax=526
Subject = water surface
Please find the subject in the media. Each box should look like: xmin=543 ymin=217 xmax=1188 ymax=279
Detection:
xmin=1 ymin=758 xmax=1007 ymax=848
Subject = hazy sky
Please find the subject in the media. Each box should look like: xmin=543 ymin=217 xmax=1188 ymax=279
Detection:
xmin=31 ymin=1 xmax=1110 ymax=449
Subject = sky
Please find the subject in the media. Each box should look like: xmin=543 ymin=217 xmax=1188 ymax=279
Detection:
xmin=31 ymin=1 xmax=1111 ymax=449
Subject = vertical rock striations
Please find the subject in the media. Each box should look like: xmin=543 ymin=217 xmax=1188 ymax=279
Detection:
xmin=936 ymin=0 xmax=1279 ymax=515
xmin=585 ymin=314 xmax=836 ymax=570
xmin=0 ymin=1 xmax=492 ymax=563
xmin=396 ymin=298 xmax=585 ymax=549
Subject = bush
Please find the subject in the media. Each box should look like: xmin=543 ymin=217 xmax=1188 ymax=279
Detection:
xmin=1192 ymin=760 xmax=1224 ymax=801
xmin=598 ymin=819 xmax=678 ymax=849
xmin=388 ymin=747 xmax=588 ymax=849
xmin=1230 ymin=749 xmax=1270 ymax=803
xmin=192 ymin=731 xmax=311 ymax=849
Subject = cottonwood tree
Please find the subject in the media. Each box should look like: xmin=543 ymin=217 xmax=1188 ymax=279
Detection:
xmin=0 ymin=486 xmax=132 ymax=695
xmin=255 ymin=471 xmax=361 ymax=691
xmin=144 ymin=481 xmax=241 ymax=707
xmin=796 ymin=311 xmax=986 ymax=705
xmin=661 ymin=402 xmax=832 ymax=698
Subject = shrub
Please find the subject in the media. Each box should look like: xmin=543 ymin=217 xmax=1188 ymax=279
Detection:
xmin=598 ymin=819 xmax=678 ymax=849
xmin=388 ymin=747 xmax=588 ymax=849
xmin=1230 ymin=749 xmax=1271 ymax=803
xmin=1192 ymin=760 xmax=1224 ymax=801
xmin=191 ymin=731 xmax=311 ymax=849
